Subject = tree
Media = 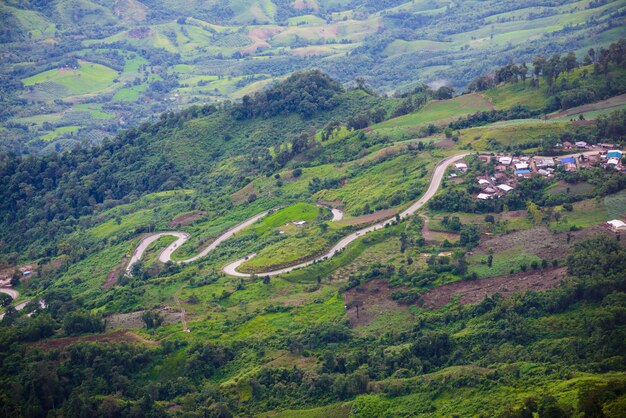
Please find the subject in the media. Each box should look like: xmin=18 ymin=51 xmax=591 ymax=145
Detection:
xmin=459 ymin=224 xmax=480 ymax=247
xmin=0 ymin=293 xmax=12 ymax=307
xmin=527 ymin=201 xmax=543 ymax=225
xmin=487 ymin=254 xmax=493 ymax=268
xmin=263 ymin=275 xmax=270 ymax=285
xmin=63 ymin=310 xmax=105 ymax=335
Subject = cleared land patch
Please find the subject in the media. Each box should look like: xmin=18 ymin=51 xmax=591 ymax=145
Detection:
xmin=422 ymin=267 xmax=568 ymax=309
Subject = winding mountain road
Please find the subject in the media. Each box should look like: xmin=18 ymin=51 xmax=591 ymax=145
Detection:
xmin=126 ymin=153 xmax=468 ymax=277
xmin=0 ymin=287 xmax=46 ymax=320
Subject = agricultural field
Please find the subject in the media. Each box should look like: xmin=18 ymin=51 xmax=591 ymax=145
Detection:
xmin=371 ymin=93 xmax=493 ymax=139
xmin=2 ymin=0 xmax=625 ymax=151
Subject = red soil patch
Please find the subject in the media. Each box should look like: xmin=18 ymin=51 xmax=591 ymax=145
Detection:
xmin=340 ymin=209 xmax=396 ymax=226
xmin=31 ymin=330 xmax=156 ymax=351
xmin=104 ymin=255 xmax=131 ymax=289
xmin=344 ymin=279 xmax=410 ymax=328
xmin=293 ymin=0 xmax=319 ymax=11
xmin=248 ymin=27 xmax=283 ymax=42
xmin=168 ymin=211 xmax=207 ymax=227
xmin=422 ymin=267 xmax=568 ymax=309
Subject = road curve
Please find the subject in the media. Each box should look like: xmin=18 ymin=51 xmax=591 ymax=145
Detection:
xmin=0 ymin=287 xmax=46 ymax=320
xmin=223 ymin=153 xmax=469 ymax=277
xmin=126 ymin=153 xmax=468 ymax=278
xmin=126 ymin=211 xmax=270 ymax=274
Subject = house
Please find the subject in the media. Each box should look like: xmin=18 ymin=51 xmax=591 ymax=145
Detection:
xmin=607 ymin=158 xmax=620 ymax=166
xmin=514 ymin=162 xmax=529 ymax=170
xmin=478 ymin=179 xmax=490 ymax=187
xmin=484 ymin=187 xmax=497 ymax=194
xmin=607 ymin=150 xmax=623 ymax=159
xmin=497 ymin=184 xmax=513 ymax=192
xmin=448 ymin=173 xmax=458 ymax=178
xmin=495 ymin=165 xmax=507 ymax=172
xmin=535 ymin=157 xmax=555 ymax=168
xmin=599 ymin=143 xmax=616 ymax=149
xmin=560 ymin=156 xmax=576 ymax=165
xmin=563 ymin=141 xmax=573 ymax=149
xmin=498 ymin=156 xmax=512 ymax=165
xmin=564 ymin=163 xmax=577 ymax=172
xmin=476 ymin=193 xmax=492 ymax=200
xmin=515 ymin=169 xmax=531 ymax=177
xmin=607 ymin=219 xmax=626 ymax=232
xmin=537 ymin=169 xmax=551 ymax=176
xmin=575 ymin=141 xmax=588 ymax=148
xmin=455 ymin=162 xmax=468 ymax=171
xmin=293 ymin=221 xmax=307 ymax=227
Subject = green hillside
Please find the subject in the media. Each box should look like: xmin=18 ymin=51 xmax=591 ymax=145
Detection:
xmin=1 ymin=0 xmax=625 ymax=152
xmin=1 ymin=67 xmax=626 ymax=416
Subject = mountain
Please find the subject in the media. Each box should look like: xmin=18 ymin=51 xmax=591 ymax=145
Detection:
xmin=1 ymin=0 xmax=625 ymax=152
xmin=1 ymin=41 xmax=626 ymax=417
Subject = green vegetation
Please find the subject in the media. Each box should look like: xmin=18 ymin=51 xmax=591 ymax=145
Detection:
xmin=1 ymin=43 xmax=626 ymax=417
xmin=1 ymin=0 xmax=625 ymax=152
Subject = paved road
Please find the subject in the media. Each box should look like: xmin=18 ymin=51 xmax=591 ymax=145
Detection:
xmin=126 ymin=211 xmax=270 ymax=274
xmin=0 ymin=287 xmax=46 ymax=320
xmin=223 ymin=153 xmax=469 ymax=277
xmin=118 ymin=150 xmax=613 ymax=278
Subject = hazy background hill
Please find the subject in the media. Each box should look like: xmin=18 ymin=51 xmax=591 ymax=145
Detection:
xmin=1 ymin=0 xmax=625 ymax=152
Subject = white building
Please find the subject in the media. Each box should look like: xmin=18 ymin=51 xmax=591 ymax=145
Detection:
xmin=497 ymin=184 xmax=513 ymax=192
xmin=607 ymin=220 xmax=626 ymax=232
xmin=455 ymin=162 xmax=468 ymax=171
xmin=499 ymin=156 xmax=512 ymax=165
xmin=514 ymin=162 xmax=529 ymax=170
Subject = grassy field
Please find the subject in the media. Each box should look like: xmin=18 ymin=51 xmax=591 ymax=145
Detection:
xmin=22 ymin=61 xmax=118 ymax=101
xmin=371 ymin=94 xmax=493 ymax=139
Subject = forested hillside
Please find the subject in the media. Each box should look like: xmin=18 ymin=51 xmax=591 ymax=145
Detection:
xmin=1 ymin=38 xmax=626 ymax=417
xmin=1 ymin=0 xmax=625 ymax=152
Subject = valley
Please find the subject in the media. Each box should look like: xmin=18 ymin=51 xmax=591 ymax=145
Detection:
xmin=2 ymin=0 xmax=626 ymax=152
xmin=0 ymin=24 xmax=625 ymax=418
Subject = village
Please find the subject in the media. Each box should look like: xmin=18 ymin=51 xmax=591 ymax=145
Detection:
xmin=450 ymin=146 xmax=624 ymax=200
xmin=448 ymin=145 xmax=626 ymax=233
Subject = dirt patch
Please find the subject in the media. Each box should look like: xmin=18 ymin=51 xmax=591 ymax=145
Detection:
xmin=248 ymin=27 xmax=282 ymax=42
xmin=422 ymin=267 xmax=568 ymax=309
xmin=339 ymin=209 xmax=395 ymax=226
xmin=293 ymin=0 xmax=319 ymax=11
xmin=421 ymin=215 xmax=459 ymax=243
xmin=232 ymin=182 xmax=256 ymax=205
xmin=344 ymin=279 xmax=410 ymax=328
xmin=104 ymin=256 xmax=129 ymax=289
xmin=500 ymin=210 xmax=526 ymax=219
xmin=105 ymin=308 xmax=181 ymax=330
xmin=571 ymin=119 xmax=596 ymax=127
xmin=477 ymin=226 xmax=569 ymax=259
xmin=168 ymin=211 xmax=207 ymax=228
xmin=546 ymin=93 xmax=626 ymax=119
xmin=31 ymin=330 xmax=156 ymax=351
xmin=435 ymin=138 xmax=456 ymax=148
xmin=128 ymin=27 xmax=150 ymax=39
